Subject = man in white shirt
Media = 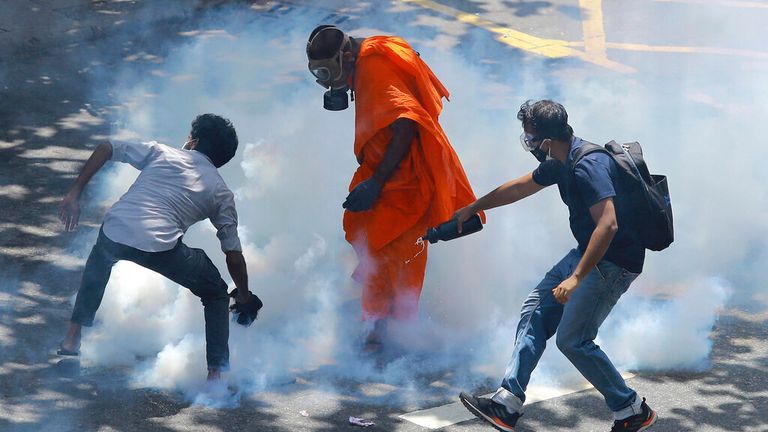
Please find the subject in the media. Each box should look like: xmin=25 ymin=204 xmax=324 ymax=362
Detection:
xmin=57 ymin=113 xmax=259 ymax=381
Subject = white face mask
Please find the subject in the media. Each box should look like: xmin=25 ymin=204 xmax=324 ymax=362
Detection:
xmin=182 ymin=139 xmax=197 ymax=150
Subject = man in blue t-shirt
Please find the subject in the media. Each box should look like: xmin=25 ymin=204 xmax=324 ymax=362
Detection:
xmin=454 ymin=100 xmax=657 ymax=432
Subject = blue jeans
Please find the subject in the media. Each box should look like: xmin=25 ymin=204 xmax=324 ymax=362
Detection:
xmin=492 ymin=249 xmax=639 ymax=415
xmin=71 ymin=228 xmax=230 ymax=370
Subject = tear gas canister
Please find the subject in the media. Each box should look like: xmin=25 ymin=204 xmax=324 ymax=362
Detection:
xmin=422 ymin=214 xmax=483 ymax=244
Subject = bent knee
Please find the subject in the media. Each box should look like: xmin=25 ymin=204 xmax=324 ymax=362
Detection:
xmin=555 ymin=332 xmax=579 ymax=355
xmin=196 ymin=280 xmax=229 ymax=301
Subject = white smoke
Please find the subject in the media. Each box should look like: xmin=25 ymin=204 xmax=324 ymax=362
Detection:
xmin=601 ymin=278 xmax=733 ymax=371
xmin=72 ymin=3 xmax=761 ymax=406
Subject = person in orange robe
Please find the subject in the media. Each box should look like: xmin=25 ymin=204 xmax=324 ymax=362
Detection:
xmin=306 ymin=25 xmax=481 ymax=350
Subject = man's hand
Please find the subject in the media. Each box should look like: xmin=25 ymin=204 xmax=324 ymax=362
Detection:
xmin=452 ymin=202 xmax=478 ymax=233
xmin=552 ymin=274 xmax=580 ymax=304
xmin=59 ymin=190 xmax=81 ymax=232
xmin=342 ymin=177 xmax=382 ymax=212
xmin=555 ymin=197 xmax=617 ymax=305
xmin=343 ymin=118 xmax=412 ymax=213
xmin=235 ymin=290 xmax=251 ymax=304
xmin=229 ymin=289 xmax=263 ymax=327
xmin=57 ymin=142 xmax=113 ymax=232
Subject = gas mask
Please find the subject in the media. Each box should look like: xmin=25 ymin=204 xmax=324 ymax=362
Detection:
xmin=307 ymin=26 xmax=351 ymax=111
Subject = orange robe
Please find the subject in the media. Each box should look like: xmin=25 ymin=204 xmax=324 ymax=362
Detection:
xmin=344 ymin=36 xmax=480 ymax=320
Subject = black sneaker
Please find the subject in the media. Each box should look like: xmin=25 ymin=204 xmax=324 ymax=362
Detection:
xmin=610 ymin=398 xmax=657 ymax=432
xmin=459 ymin=392 xmax=520 ymax=432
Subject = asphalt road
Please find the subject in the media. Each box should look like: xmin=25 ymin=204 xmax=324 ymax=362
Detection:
xmin=1 ymin=1 xmax=766 ymax=431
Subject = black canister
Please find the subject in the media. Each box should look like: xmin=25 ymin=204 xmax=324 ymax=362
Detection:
xmin=422 ymin=214 xmax=483 ymax=244
xmin=324 ymin=88 xmax=349 ymax=111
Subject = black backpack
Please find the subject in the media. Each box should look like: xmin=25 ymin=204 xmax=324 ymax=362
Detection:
xmin=571 ymin=141 xmax=673 ymax=251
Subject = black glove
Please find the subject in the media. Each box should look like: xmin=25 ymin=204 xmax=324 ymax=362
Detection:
xmin=342 ymin=178 xmax=382 ymax=212
xmin=229 ymin=290 xmax=263 ymax=327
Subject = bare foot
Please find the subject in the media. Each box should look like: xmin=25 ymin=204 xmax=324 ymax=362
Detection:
xmin=59 ymin=323 xmax=82 ymax=354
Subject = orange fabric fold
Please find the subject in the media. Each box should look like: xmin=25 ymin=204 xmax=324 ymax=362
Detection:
xmin=350 ymin=218 xmax=429 ymax=320
xmin=343 ymin=36 xmax=481 ymax=252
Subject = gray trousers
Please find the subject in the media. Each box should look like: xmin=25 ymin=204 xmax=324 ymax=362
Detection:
xmin=71 ymin=228 xmax=230 ymax=369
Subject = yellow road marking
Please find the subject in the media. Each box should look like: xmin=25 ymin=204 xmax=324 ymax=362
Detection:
xmin=579 ymin=0 xmax=607 ymax=59
xmin=566 ymin=41 xmax=768 ymax=59
xmin=401 ymin=0 xmax=571 ymax=57
xmin=400 ymin=0 xmax=635 ymax=72
xmin=606 ymin=43 xmax=768 ymax=59
xmin=400 ymin=0 xmax=766 ymax=71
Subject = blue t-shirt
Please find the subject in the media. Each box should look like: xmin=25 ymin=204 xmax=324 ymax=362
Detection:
xmin=532 ymin=137 xmax=645 ymax=273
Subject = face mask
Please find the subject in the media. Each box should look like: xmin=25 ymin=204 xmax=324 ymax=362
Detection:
xmin=307 ymin=26 xmax=351 ymax=111
xmin=520 ymin=132 xmax=549 ymax=162
xmin=531 ymin=146 xmax=548 ymax=163
xmin=182 ymin=139 xmax=197 ymax=150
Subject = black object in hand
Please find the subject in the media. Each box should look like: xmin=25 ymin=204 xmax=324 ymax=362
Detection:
xmin=342 ymin=178 xmax=382 ymax=212
xmin=229 ymin=290 xmax=263 ymax=327
xmin=423 ymin=214 xmax=484 ymax=244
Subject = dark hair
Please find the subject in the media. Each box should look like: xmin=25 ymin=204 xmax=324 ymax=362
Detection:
xmin=189 ymin=114 xmax=238 ymax=168
xmin=307 ymin=25 xmax=347 ymax=60
xmin=516 ymin=100 xmax=574 ymax=141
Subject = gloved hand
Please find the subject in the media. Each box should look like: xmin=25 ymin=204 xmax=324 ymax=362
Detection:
xmin=229 ymin=289 xmax=263 ymax=327
xmin=342 ymin=177 xmax=382 ymax=212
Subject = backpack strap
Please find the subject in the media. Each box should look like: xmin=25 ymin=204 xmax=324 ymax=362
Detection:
xmin=567 ymin=142 xmax=610 ymax=172
xmin=573 ymin=141 xmax=654 ymax=204
xmin=564 ymin=142 xmax=609 ymax=206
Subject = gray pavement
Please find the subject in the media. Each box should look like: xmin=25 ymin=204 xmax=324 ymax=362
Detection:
xmin=1 ymin=1 xmax=767 ymax=431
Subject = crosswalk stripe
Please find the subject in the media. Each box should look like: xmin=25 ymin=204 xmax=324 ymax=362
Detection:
xmin=399 ymin=372 xmax=635 ymax=429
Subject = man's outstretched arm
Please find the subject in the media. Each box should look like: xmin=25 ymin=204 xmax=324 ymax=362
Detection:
xmin=452 ymin=172 xmax=546 ymax=232
xmin=59 ymin=142 xmax=113 ymax=231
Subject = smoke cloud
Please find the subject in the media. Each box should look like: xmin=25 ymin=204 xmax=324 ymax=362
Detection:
xmin=69 ymin=2 xmax=764 ymax=406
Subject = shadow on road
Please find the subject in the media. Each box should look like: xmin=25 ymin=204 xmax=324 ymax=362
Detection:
xmin=2 ymin=1 xmax=764 ymax=432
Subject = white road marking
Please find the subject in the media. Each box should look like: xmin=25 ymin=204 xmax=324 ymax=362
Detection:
xmin=399 ymin=372 xmax=635 ymax=429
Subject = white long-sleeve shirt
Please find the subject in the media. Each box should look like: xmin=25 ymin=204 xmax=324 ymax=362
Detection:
xmin=101 ymin=140 xmax=242 ymax=253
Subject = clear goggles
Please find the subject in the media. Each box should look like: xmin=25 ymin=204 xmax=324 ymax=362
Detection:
xmin=520 ymin=132 xmax=542 ymax=151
